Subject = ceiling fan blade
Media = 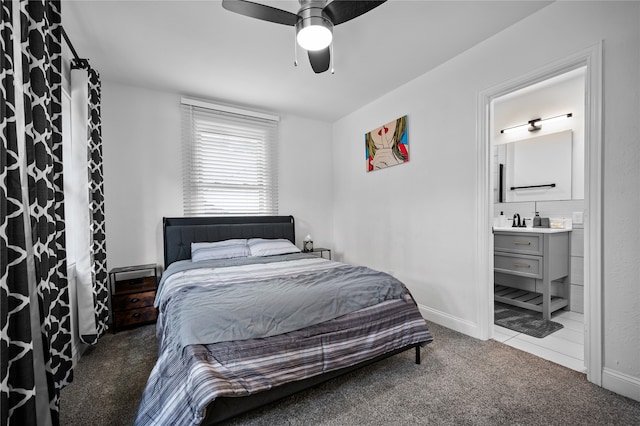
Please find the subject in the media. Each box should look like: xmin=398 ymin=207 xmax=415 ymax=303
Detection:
xmin=308 ymin=48 xmax=330 ymax=74
xmin=222 ymin=0 xmax=298 ymax=26
xmin=324 ymin=0 xmax=386 ymax=25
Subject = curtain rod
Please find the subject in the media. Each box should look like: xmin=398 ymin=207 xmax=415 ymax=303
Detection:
xmin=61 ymin=26 xmax=90 ymax=70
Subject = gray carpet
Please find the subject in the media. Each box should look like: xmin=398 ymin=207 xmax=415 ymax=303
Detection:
xmin=494 ymin=302 xmax=564 ymax=338
xmin=60 ymin=322 xmax=640 ymax=425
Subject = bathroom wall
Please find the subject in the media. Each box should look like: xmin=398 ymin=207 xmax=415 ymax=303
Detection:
xmin=493 ymin=69 xmax=586 ymax=313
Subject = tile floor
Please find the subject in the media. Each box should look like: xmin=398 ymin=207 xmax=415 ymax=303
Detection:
xmin=493 ymin=308 xmax=586 ymax=372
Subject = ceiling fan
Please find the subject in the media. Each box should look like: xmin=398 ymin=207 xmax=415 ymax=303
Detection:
xmin=222 ymin=0 xmax=387 ymax=73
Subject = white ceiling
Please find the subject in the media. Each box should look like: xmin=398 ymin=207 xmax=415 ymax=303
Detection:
xmin=62 ymin=0 xmax=552 ymax=122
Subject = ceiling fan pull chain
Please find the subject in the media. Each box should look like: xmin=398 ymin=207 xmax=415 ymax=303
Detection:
xmin=293 ymin=30 xmax=298 ymax=67
xmin=330 ymin=42 xmax=335 ymax=74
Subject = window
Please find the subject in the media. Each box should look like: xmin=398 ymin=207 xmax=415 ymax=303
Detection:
xmin=181 ymin=99 xmax=279 ymax=216
xmin=62 ymin=88 xmax=76 ymax=265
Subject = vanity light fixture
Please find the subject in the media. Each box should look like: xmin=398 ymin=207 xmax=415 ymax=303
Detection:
xmin=500 ymin=113 xmax=573 ymax=134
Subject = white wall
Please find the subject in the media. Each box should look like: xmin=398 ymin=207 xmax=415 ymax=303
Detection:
xmin=331 ymin=1 xmax=639 ymax=399
xmin=102 ymin=83 xmax=182 ymax=269
xmin=101 ymin=82 xmax=334 ymax=271
xmin=278 ymin=115 xmax=334 ymax=247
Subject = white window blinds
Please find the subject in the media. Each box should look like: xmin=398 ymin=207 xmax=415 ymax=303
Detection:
xmin=181 ymin=101 xmax=279 ymax=216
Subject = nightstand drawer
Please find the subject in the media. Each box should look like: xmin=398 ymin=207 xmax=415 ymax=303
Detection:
xmin=494 ymin=253 xmax=542 ymax=279
xmin=112 ymin=290 xmax=156 ymax=311
xmin=113 ymin=306 xmax=158 ymax=329
xmin=114 ymin=276 xmax=156 ymax=295
xmin=494 ymin=233 xmax=543 ymax=255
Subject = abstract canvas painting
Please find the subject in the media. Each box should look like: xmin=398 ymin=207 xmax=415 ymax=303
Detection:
xmin=365 ymin=115 xmax=408 ymax=172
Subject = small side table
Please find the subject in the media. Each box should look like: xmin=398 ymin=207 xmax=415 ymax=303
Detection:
xmin=309 ymin=248 xmax=331 ymax=260
xmin=108 ymin=264 xmax=158 ymax=332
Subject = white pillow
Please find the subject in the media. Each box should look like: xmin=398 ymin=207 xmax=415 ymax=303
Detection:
xmin=191 ymin=239 xmax=249 ymax=262
xmin=248 ymin=238 xmax=300 ymax=257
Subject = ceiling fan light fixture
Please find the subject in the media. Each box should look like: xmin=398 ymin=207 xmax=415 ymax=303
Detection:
xmin=296 ymin=16 xmax=332 ymax=51
xmin=222 ymin=0 xmax=388 ymax=73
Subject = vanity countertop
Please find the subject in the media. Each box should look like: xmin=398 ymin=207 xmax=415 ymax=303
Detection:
xmin=493 ymin=227 xmax=572 ymax=234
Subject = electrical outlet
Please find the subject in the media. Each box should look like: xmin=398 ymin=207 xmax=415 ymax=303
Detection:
xmin=572 ymin=211 xmax=583 ymax=224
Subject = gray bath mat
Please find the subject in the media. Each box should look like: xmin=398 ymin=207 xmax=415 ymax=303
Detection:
xmin=494 ymin=302 xmax=563 ymax=338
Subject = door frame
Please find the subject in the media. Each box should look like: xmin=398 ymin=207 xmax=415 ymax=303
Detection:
xmin=475 ymin=42 xmax=603 ymax=385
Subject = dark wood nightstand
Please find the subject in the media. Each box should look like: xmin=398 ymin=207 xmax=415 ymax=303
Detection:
xmin=109 ymin=264 xmax=158 ymax=332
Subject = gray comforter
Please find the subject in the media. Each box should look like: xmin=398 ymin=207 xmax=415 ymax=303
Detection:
xmin=135 ymin=254 xmax=432 ymax=425
xmin=158 ymin=255 xmax=409 ymax=350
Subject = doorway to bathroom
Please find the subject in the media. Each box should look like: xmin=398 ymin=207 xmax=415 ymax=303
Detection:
xmin=490 ymin=67 xmax=586 ymax=372
xmin=476 ymin=43 xmax=603 ymax=385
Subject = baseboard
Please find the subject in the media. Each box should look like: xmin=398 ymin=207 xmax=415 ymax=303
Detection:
xmin=418 ymin=303 xmax=480 ymax=339
xmin=602 ymin=367 xmax=640 ymax=402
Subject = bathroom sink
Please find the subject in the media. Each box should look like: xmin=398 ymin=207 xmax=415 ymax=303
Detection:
xmin=492 ymin=226 xmax=571 ymax=233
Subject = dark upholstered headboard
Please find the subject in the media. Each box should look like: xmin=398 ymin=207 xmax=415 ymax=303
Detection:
xmin=163 ymin=216 xmax=296 ymax=268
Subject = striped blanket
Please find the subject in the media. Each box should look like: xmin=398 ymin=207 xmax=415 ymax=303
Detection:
xmin=135 ymin=256 xmax=432 ymax=425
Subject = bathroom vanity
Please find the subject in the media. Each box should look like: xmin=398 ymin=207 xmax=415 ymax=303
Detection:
xmin=493 ymin=228 xmax=570 ymax=320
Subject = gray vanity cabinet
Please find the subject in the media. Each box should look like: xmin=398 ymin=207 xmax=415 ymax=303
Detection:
xmin=494 ymin=230 xmax=570 ymax=320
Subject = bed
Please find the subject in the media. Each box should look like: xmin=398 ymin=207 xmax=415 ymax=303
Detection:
xmin=134 ymin=216 xmax=432 ymax=425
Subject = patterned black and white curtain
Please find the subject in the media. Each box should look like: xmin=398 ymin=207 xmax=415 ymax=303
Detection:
xmin=1 ymin=1 xmax=73 ymax=425
xmin=72 ymin=64 xmax=108 ymax=344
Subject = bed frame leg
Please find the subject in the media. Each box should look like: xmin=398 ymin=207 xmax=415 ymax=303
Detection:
xmin=415 ymin=345 xmax=421 ymax=364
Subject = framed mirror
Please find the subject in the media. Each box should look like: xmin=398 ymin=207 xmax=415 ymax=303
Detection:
xmin=497 ymin=130 xmax=572 ymax=203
